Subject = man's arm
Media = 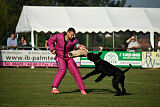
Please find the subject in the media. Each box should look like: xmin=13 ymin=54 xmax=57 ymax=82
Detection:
xmin=126 ymin=38 xmax=131 ymax=43
xmin=12 ymin=38 xmax=17 ymax=47
xmin=10 ymin=45 xmax=17 ymax=47
xmin=48 ymin=34 xmax=56 ymax=54
xmin=7 ymin=38 xmax=10 ymax=47
xmin=158 ymin=41 xmax=160 ymax=49
xmin=45 ymin=40 xmax=48 ymax=48
xmin=74 ymin=40 xmax=88 ymax=51
xmin=74 ymin=40 xmax=80 ymax=49
xmin=7 ymin=38 xmax=17 ymax=47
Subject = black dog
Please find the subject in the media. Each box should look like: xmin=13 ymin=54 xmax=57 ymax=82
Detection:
xmin=82 ymin=52 xmax=132 ymax=96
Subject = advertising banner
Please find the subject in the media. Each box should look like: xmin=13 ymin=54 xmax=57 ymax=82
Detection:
xmin=142 ymin=52 xmax=160 ymax=68
xmin=0 ymin=50 xmax=80 ymax=67
xmin=81 ymin=51 xmax=142 ymax=68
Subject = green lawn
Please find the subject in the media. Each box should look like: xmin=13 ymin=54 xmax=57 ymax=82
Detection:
xmin=0 ymin=68 xmax=160 ymax=107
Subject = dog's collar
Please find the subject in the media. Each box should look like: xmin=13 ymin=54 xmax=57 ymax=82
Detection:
xmin=95 ymin=59 xmax=102 ymax=64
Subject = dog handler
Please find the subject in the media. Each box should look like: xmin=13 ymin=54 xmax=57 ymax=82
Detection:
xmin=48 ymin=28 xmax=87 ymax=95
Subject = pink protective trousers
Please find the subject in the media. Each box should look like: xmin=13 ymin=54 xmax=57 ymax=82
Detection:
xmin=52 ymin=57 xmax=85 ymax=90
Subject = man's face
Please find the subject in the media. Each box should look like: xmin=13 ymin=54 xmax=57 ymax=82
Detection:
xmin=11 ymin=34 xmax=15 ymax=40
xmin=131 ymin=36 xmax=135 ymax=42
xmin=67 ymin=31 xmax=75 ymax=40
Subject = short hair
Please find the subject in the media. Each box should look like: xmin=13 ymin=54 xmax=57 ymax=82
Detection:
xmin=49 ymin=32 xmax=53 ymax=35
xmin=11 ymin=33 xmax=15 ymax=37
xmin=20 ymin=36 xmax=25 ymax=40
xmin=67 ymin=27 xmax=76 ymax=34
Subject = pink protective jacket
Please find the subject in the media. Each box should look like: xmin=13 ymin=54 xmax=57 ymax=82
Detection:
xmin=48 ymin=33 xmax=77 ymax=58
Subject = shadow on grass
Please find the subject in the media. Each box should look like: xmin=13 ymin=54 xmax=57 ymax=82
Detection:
xmin=86 ymin=89 xmax=116 ymax=94
xmin=62 ymin=89 xmax=132 ymax=95
xmin=62 ymin=88 xmax=113 ymax=94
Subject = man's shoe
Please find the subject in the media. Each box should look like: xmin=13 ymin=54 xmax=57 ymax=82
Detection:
xmin=51 ymin=89 xmax=60 ymax=94
xmin=81 ymin=89 xmax=87 ymax=95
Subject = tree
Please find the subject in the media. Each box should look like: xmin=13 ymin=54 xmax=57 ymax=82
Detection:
xmin=51 ymin=0 xmax=127 ymax=7
xmin=0 ymin=0 xmax=129 ymax=46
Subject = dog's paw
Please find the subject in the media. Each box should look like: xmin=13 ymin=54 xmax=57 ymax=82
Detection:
xmin=114 ymin=92 xmax=121 ymax=96
xmin=121 ymin=92 xmax=126 ymax=95
xmin=121 ymin=89 xmax=126 ymax=95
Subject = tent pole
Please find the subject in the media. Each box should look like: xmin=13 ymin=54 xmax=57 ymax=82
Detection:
xmin=103 ymin=33 xmax=105 ymax=48
xmin=113 ymin=32 xmax=115 ymax=50
xmin=150 ymin=31 xmax=154 ymax=51
xmin=36 ymin=33 xmax=38 ymax=47
xmin=86 ymin=33 xmax=89 ymax=48
xmin=31 ymin=30 xmax=35 ymax=69
xmin=31 ymin=30 xmax=34 ymax=50
xmin=16 ymin=33 xmax=19 ymax=40
xmin=16 ymin=33 xmax=19 ymax=50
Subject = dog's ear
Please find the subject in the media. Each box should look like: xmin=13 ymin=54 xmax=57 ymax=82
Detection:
xmin=98 ymin=52 xmax=102 ymax=56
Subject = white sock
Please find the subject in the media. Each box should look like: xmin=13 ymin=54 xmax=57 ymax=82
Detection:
xmin=53 ymin=87 xmax=57 ymax=90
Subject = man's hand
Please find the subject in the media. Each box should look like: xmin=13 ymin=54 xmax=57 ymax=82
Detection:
xmin=126 ymin=38 xmax=131 ymax=43
xmin=52 ymin=50 xmax=56 ymax=54
xmin=132 ymin=45 xmax=139 ymax=49
xmin=10 ymin=45 xmax=17 ymax=47
xmin=45 ymin=46 xmax=48 ymax=48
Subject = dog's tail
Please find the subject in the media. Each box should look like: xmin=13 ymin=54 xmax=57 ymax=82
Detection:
xmin=123 ymin=64 xmax=132 ymax=73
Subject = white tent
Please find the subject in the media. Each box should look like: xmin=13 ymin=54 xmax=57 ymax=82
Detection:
xmin=16 ymin=6 xmax=160 ymax=49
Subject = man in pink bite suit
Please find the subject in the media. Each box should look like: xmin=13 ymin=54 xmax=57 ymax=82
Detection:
xmin=48 ymin=28 xmax=87 ymax=95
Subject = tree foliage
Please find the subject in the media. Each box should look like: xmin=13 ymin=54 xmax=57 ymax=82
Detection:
xmin=0 ymin=0 xmax=128 ymax=46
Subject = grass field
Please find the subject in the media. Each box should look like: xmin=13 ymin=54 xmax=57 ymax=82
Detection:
xmin=0 ymin=67 xmax=160 ymax=107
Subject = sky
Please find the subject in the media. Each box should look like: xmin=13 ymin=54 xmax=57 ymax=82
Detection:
xmin=125 ymin=0 xmax=160 ymax=8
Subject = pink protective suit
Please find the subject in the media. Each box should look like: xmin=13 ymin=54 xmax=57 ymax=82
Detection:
xmin=48 ymin=33 xmax=85 ymax=90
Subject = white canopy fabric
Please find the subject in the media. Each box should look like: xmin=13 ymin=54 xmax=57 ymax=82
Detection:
xmin=16 ymin=6 xmax=160 ymax=48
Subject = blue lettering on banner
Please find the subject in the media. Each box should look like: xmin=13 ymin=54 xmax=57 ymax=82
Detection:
xmin=145 ymin=52 xmax=155 ymax=67
xmin=156 ymin=53 xmax=160 ymax=57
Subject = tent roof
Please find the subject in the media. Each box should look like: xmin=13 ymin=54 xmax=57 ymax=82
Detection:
xmin=16 ymin=6 xmax=160 ymax=33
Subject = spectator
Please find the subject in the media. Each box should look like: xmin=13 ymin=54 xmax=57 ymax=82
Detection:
xmin=126 ymin=36 xmax=139 ymax=52
xmin=45 ymin=33 xmax=53 ymax=49
xmin=157 ymin=37 xmax=160 ymax=52
xmin=19 ymin=36 xmax=27 ymax=50
xmin=7 ymin=34 xmax=17 ymax=50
